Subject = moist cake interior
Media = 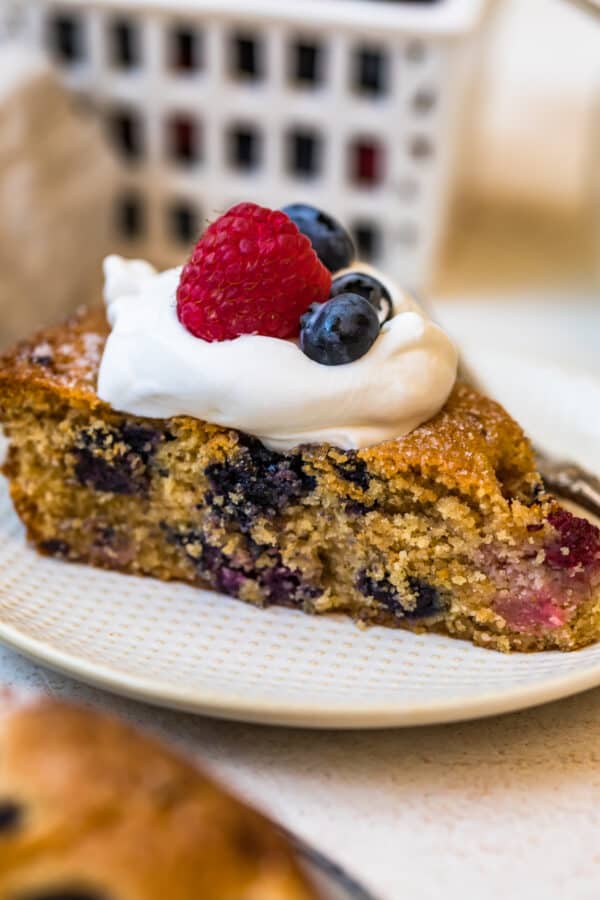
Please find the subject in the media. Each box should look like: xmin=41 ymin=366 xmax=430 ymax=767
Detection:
xmin=1 ymin=308 xmax=599 ymax=652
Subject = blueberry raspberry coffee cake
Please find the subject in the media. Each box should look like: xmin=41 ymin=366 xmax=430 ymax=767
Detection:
xmin=1 ymin=202 xmax=599 ymax=652
xmin=0 ymin=692 xmax=320 ymax=897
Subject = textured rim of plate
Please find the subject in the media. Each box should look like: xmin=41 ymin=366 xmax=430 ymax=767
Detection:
xmin=1 ymin=356 xmax=600 ymax=729
xmin=0 ymin=620 xmax=599 ymax=728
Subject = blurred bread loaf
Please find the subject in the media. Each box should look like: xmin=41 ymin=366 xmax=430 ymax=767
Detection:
xmin=0 ymin=694 xmax=320 ymax=899
xmin=0 ymin=43 xmax=116 ymax=351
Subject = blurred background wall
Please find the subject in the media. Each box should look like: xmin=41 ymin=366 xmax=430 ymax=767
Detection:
xmin=440 ymin=0 xmax=599 ymax=294
xmin=0 ymin=0 xmax=598 ymax=351
xmin=466 ymin=0 xmax=598 ymax=217
xmin=0 ymin=40 xmax=116 ymax=349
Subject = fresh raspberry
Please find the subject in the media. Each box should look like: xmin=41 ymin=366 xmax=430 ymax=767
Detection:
xmin=176 ymin=203 xmax=332 ymax=341
xmin=545 ymin=509 xmax=600 ymax=571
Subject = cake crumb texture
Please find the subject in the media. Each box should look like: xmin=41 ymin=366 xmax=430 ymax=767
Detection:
xmin=1 ymin=309 xmax=599 ymax=653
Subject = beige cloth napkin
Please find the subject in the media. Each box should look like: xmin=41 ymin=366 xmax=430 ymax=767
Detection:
xmin=0 ymin=42 xmax=118 ymax=350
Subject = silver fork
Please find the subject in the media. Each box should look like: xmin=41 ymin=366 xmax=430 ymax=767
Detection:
xmin=460 ymin=352 xmax=600 ymax=517
xmin=529 ymin=0 xmax=600 ymax=510
xmin=420 ymin=296 xmax=600 ymax=518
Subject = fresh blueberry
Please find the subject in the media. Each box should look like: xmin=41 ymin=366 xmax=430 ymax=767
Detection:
xmin=161 ymin=525 xmax=322 ymax=606
xmin=73 ymin=450 xmax=140 ymax=495
xmin=259 ymin=559 xmax=322 ymax=608
xmin=72 ymin=424 xmax=163 ymax=496
xmin=40 ymin=540 xmax=70 ymax=557
xmin=345 ymin=499 xmax=378 ymax=515
xmin=205 ymin=436 xmax=315 ymax=531
xmin=119 ymin=423 xmax=161 ymax=461
xmin=405 ymin=577 xmax=445 ymax=620
xmin=282 ymin=203 xmax=355 ymax=272
xmin=17 ymin=892 xmax=106 ymax=900
xmin=330 ymin=271 xmax=392 ymax=324
xmin=357 ymin=571 xmax=446 ymax=620
xmin=300 ymin=293 xmax=380 ymax=366
xmin=0 ymin=800 xmax=22 ymax=833
xmin=332 ymin=451 xmax=370 ymax=491
xmin=357 ymin=571 xmax=399 ymax=611
xmin=163 ymin=526 xmax=249 ymax=597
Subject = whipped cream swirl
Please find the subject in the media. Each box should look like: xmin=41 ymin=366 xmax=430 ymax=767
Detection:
xmin=97 ymin=256 xmax=457 ymax=452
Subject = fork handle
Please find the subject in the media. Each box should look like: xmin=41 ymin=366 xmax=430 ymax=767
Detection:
xmin=537 ymin=459 xmax=600 ymax=518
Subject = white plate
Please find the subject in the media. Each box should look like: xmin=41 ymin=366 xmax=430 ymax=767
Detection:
xmin=0 ymin=354 xmax=599 ymax=729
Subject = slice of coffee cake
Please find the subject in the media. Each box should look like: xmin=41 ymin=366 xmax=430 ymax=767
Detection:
xmin=1 ymin=305 xmax=599 ymax=652
xmin=1 ymin=202 xmax=599 ymax=652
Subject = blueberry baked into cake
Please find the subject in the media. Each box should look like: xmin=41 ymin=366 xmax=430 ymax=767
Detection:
xmin=0 ymin=692 xmax=320 ymax=898
xmin=1 ymin=202 xmax=599 ymax=652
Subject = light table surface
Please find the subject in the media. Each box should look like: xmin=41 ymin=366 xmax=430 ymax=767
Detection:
xmin=1 ymin=292 xmax=599 ymax=900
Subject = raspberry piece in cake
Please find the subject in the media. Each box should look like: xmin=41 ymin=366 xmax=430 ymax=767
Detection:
xmin=176 ymin=202 xmax=331 ymax=341
xmin=2 ymin=308 xmax=600 ymax=652
xmin=545 ymin=509 xmax=600 ymax=571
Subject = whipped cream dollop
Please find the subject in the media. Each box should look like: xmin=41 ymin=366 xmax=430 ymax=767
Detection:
xmin=97 ymin=256 xmax=457 ymax=452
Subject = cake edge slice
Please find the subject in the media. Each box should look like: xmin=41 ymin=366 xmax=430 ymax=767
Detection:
xmin=1 ymin=308 xmax=599 ymax=653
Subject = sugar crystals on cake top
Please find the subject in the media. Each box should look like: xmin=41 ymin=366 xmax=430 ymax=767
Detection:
xmin=0 ymin=201 xmax=599 ymax=652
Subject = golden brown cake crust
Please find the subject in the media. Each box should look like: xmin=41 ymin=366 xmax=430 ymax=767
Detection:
xmin=0 ymin=307 xmax=108 ymax=404
xmin=1 ymin=308 xmax=599 ymax=653
xmin=0 ymin=697 xmax=319 ymax=899
xmin=0 ymin=306 xmax=537 ymax=506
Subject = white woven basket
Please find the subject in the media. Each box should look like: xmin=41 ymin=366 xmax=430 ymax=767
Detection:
xmin=20 ymin=0 xmax=493 ymax=288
